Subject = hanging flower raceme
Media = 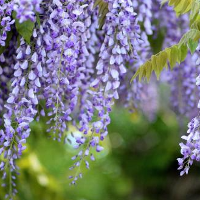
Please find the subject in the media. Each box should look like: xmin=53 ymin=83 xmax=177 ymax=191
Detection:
xmin=41 ymin=0 xmax=94 ymax=142
xmin=169 ymin=56 xmax=200 ymax=119
xmin=0 ymin=5 xmax=43 ymax=195
xmin=0 ymin=32 xmax=44 ymax=197
xmin=0 ymin=1 xmax=15 ymax=46
xmin=66 ymin=0 xmax=149 ymax=184
xmin=0 ymin=40 xmax=16 ymax=126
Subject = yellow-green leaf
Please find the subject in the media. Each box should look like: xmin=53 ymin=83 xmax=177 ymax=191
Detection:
xmin=169 ymin=45 xmax=178 ymax=69
xmin=188 ymin=38 xmax=198 ymax=54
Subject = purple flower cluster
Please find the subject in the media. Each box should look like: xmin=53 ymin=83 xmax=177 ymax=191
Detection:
xmin=0 ymin=41 xmax=16 ymax=126
xmin=13 ymin=0 xmax=42 ymax=23
xmin=118 ymin=32 xmax=159 ymax=119
xmin=134 ymin=0 xmax=152 ymax=35
xmin=118 ymin=0 xmax=159 ymax=119
xmin=0 ymin=1 xmax=15 ymax=46
xmin=68 ymin=0 xmax=147 ymax=184
xmin=88 ymin=0 xmax=141 ymax=138
xmin=169 ymin=56 xmax=200 ymax=119
xmin=0 ymin=37 xmax=41 ymax=197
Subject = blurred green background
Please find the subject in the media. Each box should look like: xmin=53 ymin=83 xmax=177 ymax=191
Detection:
xmin=1 ymin=103 xmax=200 ymax=200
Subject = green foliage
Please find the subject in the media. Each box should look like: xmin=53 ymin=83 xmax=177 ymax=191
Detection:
xmin=131 ymin=29 xmax=200 ymax=82
xmin=132 ymin=0 xmax=200 ymax=82
xmin=187 ymin=38 xmax=198 ymax=54
xmin=190 ymin=0 xmax=200 ymax=24
xmin=94 ymin=0 xmax=109 ymax=29
xmin=13 ymin=12 xmax=35 ymax=44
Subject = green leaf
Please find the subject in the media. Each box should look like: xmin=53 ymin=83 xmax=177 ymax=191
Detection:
xmin=169 ymin=45 xmax=178 ymax=69
xmin=145 ymin=61 xmax=153 ymax=82
xmin=190 ymin=17 xmax=200 ymax=30
xmin=13 ymin=12 xmax=35 ymax=44
xmin=188 ymin=38 xmax=198 ymax=54
xmin=169 ymin=0 xmax=178 ymax=6
xmin=152 ymin=55 xmax=158 ymax=78
xmin=179 ymin=29 xmax=200 ymax=45
xmin=158 ymin=51 xmax=168 ymax=71
xmin=178 ymin=44 xmax=188 ymax=62
xmin=131 ymin=44 xmax=188 ymax=82
xmin=139 ymin=66 xmax=145 ymax=82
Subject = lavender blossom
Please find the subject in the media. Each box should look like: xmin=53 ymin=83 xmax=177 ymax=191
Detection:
xmin=0 ymin=46 xmax=15 ymax=126
xmin=13 ymin=0 xmax=42 ymax=23
xmin=0 ymin=1 xmax=15 ymax=46
xmin=134 ymin=0 xmax=153 ymax=35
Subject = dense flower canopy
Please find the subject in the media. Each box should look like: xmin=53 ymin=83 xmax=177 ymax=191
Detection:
xmin=0 ymin=0 xmax=200 ymax=199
